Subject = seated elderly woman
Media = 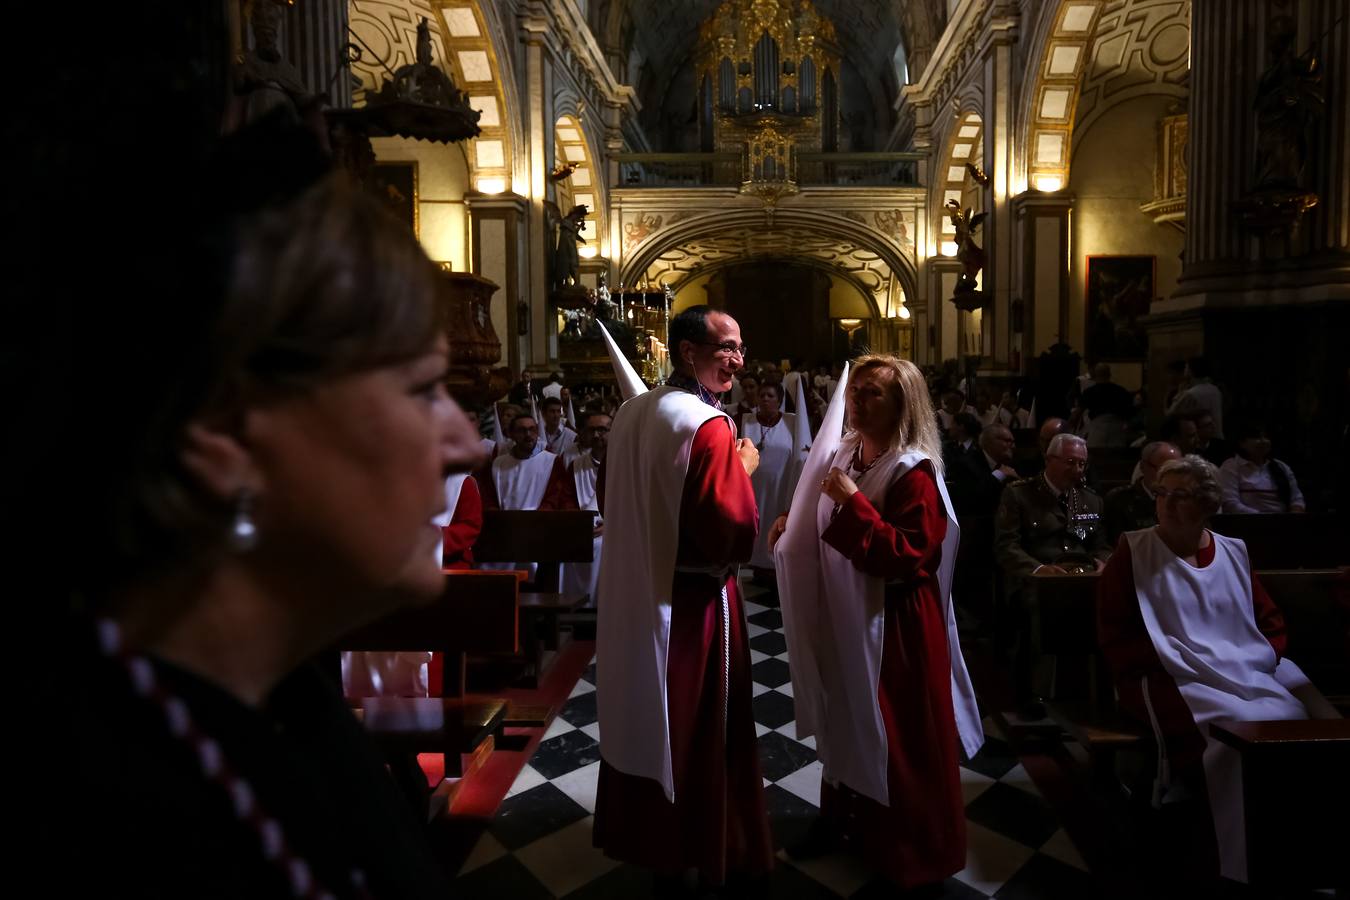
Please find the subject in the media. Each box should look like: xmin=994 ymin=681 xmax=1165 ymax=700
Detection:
xmin=1097 ymin=455 xmax=1338 ymax=884
xmin=47 ymin=151 xmax=483 ymax=893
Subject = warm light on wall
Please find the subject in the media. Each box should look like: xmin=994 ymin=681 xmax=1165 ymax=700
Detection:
xmin=1033 ymin=175 xmax=1063 ymax=192
xmin=476 ymin=177 xmax=507 ymax=194
xmin=941 ymin=240 xmax=959 ymax=257
xmin=578 ymin=245 xmax=597 ymax=258
xmin=899 ymin=305 xmax=911 ymax=319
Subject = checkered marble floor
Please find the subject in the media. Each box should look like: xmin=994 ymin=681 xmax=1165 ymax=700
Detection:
xmin=453 ymin=579 xmax=1093 ymax=899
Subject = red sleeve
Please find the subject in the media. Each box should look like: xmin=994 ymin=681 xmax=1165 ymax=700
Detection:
xmin=442 ymin=478 xmax=482 ymax=568
xmin=676 ymin=417 xmax=758 ymax=567
xmin=1096 ymin=537 xmax=1160 ymax=682
xmin=538 ymin=456 xmax=579 ymax=511
xmin=1250 ymin=570 xmax=1286 ymax=659
xmin=819 ymin=461 xmax=945 ymax=583
xmin=475 ymin=465 xmax=499 ymax=511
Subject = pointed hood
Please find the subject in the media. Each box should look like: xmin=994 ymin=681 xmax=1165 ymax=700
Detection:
xmin=600 ymin=322 xmax=647 ymax=400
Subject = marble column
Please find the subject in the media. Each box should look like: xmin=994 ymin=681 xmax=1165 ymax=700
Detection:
xmin=1167 ymin=0 xmax=1348 ymax=305
xmin=1012 ymin=192 xmax=1073 ymax=367
xmin=468 ymin=194 xmax=529 ymax=376
xmin=279 ymin=0 xmax=352 ymax=107
xmin=522 ymin=18 xmax=553 ymax=366
xmin=982 ymin=9 xmax=1019 ymax=369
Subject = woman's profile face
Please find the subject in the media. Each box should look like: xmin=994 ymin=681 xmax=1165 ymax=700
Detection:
xmin=245 ymin=335 xmax=481 ymax=605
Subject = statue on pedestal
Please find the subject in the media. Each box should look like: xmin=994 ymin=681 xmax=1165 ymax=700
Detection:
xmin=1236 ymin=16 xmax=1323 ymax=238
xmin=946 ymin=200 xmax=988 ymax=312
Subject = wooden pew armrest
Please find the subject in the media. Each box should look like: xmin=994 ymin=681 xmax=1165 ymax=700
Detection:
xmin=1210 ymin=718 xmax=1350 ymax=750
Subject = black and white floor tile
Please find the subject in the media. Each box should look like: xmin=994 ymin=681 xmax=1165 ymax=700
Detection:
xmin=454 ymin=579 xmax=1092 ymax=899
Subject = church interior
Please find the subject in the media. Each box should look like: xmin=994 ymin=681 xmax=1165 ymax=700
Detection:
xmin=18 ymin=0 xmax=1350 ymax=897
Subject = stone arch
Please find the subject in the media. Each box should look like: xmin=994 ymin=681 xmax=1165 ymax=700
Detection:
xmin=1015 ymin=0 xmax=1104 ymax=193
xmin=1070 ymin=0 xmax=1190 ymax=148
xmin=620 ymin=209 xmax=919 ymax=322
xmin=349 ymin=1 xmax=519 ymax=193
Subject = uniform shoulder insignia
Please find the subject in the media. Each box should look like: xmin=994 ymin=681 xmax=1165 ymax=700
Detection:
xmin=1007 ymin=476 xmax=1036 ymax=488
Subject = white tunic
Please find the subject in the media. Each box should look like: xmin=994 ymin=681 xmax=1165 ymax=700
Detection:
xmin=491 ymin=450 xmax=556 ymax=510
xmin=742 ymin=412 xmax=797 ymax=568
xmin=560 ymin=452 xmax=604 ymax=604
xmin=1127 ymin=528 xmax=1310 ymax=882
xmin=595 ymin=386 xmax=728 ymax=802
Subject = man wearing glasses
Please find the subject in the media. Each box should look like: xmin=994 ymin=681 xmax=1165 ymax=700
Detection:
xmin=994 ymin=433 xmax=1111 ymax=715
xmin=593 ymin=305 xmax=773 ymax=894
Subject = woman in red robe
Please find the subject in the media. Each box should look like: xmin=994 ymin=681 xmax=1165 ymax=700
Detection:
xmin=771 ymin=356 xmax=969 ymax=890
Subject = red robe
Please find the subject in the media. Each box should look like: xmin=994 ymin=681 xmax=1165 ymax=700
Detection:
xmin=1096 ymin=533 xmax=1286 ymax=771
xmin=592 ymin=418 xmax=774 ymax=881
xmin=816 ymin=462 xmax=966 ymax=889
xmin=428 ymin=477 xmax=482 ymax=696
xmin=442 ymin=476 xmax=481 ymax=570
xmin=539 ymin=454 xmax=580 ymax=510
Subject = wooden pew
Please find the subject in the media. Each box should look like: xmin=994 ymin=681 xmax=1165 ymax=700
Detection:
xmin=1210 ymin=513 xmax=1350 ymax=569
xmin=1030 ymin=572 xmax=1148 ymax=777
xmin=472 ymin=509 xmax=598 ymax=684
xmin=338 ymin=571 xmax=519 ymax=779
xmin=1210 ymin=719 xmax=1350 ymax=890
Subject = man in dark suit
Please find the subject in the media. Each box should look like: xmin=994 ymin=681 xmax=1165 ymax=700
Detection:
xmin=1104 ymin=441 xmax=1182 ymax=542
xmin=942 ymin=411 xmax=984 ymax=471
xmin=950 ymin=424 xmax=1018 ymax=518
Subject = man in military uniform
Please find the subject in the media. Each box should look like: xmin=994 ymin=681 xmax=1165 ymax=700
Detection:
xmin=1104 ymin=441 xmax=1182 ymax=543
xmin=995 ymin=433 xmax=1112 ymax=715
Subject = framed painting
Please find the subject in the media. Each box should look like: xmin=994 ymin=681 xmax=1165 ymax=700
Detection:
xmin=1085 ymin=255 xmax=1154 ymax=360
xmin=370 ymin=161 xmax=418 ymax=237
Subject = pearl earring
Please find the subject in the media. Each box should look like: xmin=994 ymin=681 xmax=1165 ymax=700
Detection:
xmin=229 ymin=489 xmax=258 ymax=552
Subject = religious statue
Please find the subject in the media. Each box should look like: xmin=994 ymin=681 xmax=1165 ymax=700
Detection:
xmin=594 ymin=272 xmax=618 ymax=321
xmin=552 ymin=204 xmax=588 ymax=291
xmin=230 ymin=0 xmax=318 ymax=128
xmin=1252 ymin=18 xmax=1323 ymax=192
xmin=946 ymin=200 xmax=987 ymax=310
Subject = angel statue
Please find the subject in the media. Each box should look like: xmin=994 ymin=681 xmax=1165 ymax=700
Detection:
xmin=946 ymin=200 xmax=987 ymax=294
xmin=551 ymin=204 xmax=588 ymax=290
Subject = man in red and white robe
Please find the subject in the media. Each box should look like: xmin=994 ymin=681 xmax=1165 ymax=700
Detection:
xmin=539 ymin=411 xmax=611 ymax=603
xmin=592 ymin=307 xmax=773 ymax=888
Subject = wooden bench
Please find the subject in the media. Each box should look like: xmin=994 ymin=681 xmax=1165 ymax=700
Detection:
xmin=338 ymin=571 xmax=519 ymax=778
xmin=473 ymin=510 xmax=597 ymax=685
xmin=1210 ymin=513 xmax=1350 ymax=569
xmin=1210 ymin=719 xmax=1350 ymax=890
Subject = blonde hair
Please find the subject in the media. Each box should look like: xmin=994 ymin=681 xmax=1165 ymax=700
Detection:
xmin=849 ymin=354 xmax=945 ymax=475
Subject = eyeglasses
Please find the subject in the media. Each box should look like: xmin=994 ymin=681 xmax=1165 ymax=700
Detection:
xmin=1047 ymin=455 xmax=1088 ymax=469
xmin=1155 ymin=487 xmax=1198 ymax=502
xmin=696 ymin=341 xmax=748 ymax=359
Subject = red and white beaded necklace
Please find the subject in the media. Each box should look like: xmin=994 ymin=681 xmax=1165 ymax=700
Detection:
xmin=96 ymin=618 xmax=369 ymax=900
